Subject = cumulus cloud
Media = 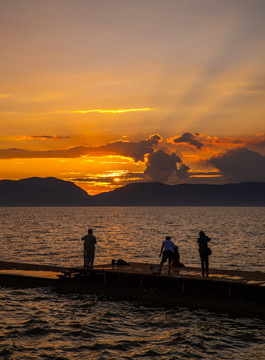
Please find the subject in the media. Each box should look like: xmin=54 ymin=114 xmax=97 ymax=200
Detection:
xmin=209 ymin=148 xmax=265 ymax=182
xmin=173 ymin=132 xmax=203 ymax=149
xmin=144 ymin=150 xmax=182 ymax=182
xmin=0 ymin=134 xmax=161 ymax=162
xmin=103 ymin=134 xmax=161 ymax=161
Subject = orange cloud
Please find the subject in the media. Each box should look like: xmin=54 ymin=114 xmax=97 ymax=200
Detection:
xmin=204 ymin=136 xmax=244 ymax=148
xmin=0 ymin=134 xmax=161 ymax=162
xmin=14 ymin=135 xmax=71 ymax=141
xmin=169 ymin=133 xmax=245 ymax=151
xmin=57 ymin=108 xmax=157 ymax=114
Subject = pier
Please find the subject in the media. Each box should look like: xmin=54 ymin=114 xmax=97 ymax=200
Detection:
xmin=0 ymin=261 xmax=264 ymax=316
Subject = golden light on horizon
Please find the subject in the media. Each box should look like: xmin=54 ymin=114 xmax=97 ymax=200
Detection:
xmin=190 ymin=175 xmax=222 ymax=178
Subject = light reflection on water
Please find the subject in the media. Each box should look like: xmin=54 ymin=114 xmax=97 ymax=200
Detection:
xmin=0 ymin=207 xmax=265 ymax=359
xmin=0 ymin=207 xmax=264 ymax=271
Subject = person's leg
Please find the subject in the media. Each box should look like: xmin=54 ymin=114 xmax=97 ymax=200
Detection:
xmin=159 ymin=257 xmax=165 ymax=272
xmin=205 ymin=255 xmax=209 ymax=276
xmin=168 ymin=252 xmax=173 ymax=274
xmin=87 ymin=254 xmax=91 ymax=267
xmin=90 ymin=249 xmax=95 ymax=267
xmin=200 ymin=254 xmax=205 ymax=276
xmin=84 ymin=255 xmax=88 ymax=267
xmin=159 ymin=251 xmax=167 ymax=272
xmin=168 ymin=260 xmax=172 ymax=274
xmin=159 ymin=260 xmax=163 ymax=271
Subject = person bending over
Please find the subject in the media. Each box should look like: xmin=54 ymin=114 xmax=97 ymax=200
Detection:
xmin=159 ymin=236 xmax=175 ymax=275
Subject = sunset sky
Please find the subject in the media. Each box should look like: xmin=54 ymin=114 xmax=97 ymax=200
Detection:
xmin=1 ymin=0 xmax=265 ymax=194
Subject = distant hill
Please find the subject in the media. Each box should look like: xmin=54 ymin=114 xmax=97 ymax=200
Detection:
xmin=0 ymin=177 xmax=265 ymax=206
xmin=93 ymin=181 xmax=265 ymax=206
xmin=0 ymin=177 xmax=91 ymax=206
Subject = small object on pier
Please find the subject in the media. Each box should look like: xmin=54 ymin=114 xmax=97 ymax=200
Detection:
xmin=60 ymin=268 xmax=92 ymax=279
xmin=116 ymin=259 xmax=130 ymax=266
xmin=150 ymin=265 xmax=161 ymax=274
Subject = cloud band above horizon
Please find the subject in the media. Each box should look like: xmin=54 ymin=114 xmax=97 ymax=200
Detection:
xmin=57 ymin=108 xmax=157 ymax=114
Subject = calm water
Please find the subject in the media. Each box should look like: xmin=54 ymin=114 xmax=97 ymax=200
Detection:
xmin=0 ymin=207 xmax=265 ymax=359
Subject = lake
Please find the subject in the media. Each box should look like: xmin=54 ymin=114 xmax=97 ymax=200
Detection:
xmin=0 ymin=207 xmax=265 ymax=359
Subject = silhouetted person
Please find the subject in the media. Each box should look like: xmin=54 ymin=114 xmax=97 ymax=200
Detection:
xmin=172 ymin=245 xmax=185 ymax=268
xmin=159 ymin=236 xmax=175 ymax=275
xmin=82 ymin=228 xmax=97 ymax=268
xmin=197 ymin=230 xmax=211 ymax=276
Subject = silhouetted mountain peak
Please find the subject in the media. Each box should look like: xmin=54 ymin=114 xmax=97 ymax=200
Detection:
xmin=0 ymin=177 xmax=91 ymax=206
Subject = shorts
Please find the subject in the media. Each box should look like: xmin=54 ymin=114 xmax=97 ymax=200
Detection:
xmin=162 ymin=250 xmax=173 ymax=263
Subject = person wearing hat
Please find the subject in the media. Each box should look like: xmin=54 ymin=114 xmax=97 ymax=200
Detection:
xmin=158 ymin=236 xmax=175 ymax=275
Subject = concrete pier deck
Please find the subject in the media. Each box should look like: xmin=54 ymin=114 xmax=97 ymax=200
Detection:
xmin=0 ymin=261 xmax=264 ymax=316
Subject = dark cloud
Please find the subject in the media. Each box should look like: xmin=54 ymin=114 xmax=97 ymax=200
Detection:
xmin=209 ymin=148 xmax=265 ymax=182
xmin=14 ymin=135 xmax=72 ymax=141
xmin=190 ymin=171 xmax=221 ymax=176
xmin=30 ymin=135 xmax=71 ymax=140
xmin=0 ymin=134 xmax=162 ymax=162
xmin=144 ymin=149 xmax=182 ymax=182
xmin=103 ymin=134 xmax=161 ymax=161
xmin=175 ymin=163 xmax=190 ymax=179
xmin=253 ymin=139 xmax=265 ymax=147
xmin=0 ymin=147 xmax=89 ymax=159
xmin=31 ymin=135 xmax=56 ymax=140
xmin=173 ymin=132 xmax=203 ymax=149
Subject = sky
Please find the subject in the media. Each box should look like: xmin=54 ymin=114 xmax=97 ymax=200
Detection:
xmin=0 ymin=0 xmax=265 ymax=195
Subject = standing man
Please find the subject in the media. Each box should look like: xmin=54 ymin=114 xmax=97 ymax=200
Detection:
xmin=82 ymin=228 xmax=97 ymax=268
xmin=197 ymin=230 xmax=211 ymax=276
xmin=159 ymin=236 xmax=175 ymax=275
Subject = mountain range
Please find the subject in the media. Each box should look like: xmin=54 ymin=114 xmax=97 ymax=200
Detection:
xmin=0 ymin=177 xmax=265 ymax=206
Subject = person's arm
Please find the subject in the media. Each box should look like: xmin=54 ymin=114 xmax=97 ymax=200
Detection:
xmin=159 ymin=242 xmax=164 ymax=257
